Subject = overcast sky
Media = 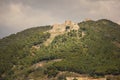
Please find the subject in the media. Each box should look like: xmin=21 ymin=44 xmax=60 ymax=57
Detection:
xmin=0 ymin=0 xmax=120 ymax=38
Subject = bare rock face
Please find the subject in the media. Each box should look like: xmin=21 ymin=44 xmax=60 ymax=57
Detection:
xmin=44 ymin=20 xmax=79 ymax=46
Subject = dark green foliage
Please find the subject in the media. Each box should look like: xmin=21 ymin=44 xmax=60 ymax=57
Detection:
xmin=0 ymin=26 xmax=52 ymax=78
xmin=44 ymin=65 xmax=58 ymax=78
xmin=58 ymin=75 xmax=67 ymax=80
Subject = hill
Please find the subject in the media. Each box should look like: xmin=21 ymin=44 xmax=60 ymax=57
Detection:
xmin=0 ymin=19 xmax=120 ymax=80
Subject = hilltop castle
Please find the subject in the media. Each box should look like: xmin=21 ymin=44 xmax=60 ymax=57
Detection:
xmin=49 ymin=20 xmax=79 ymax=34
xmin=44 ymin=20 xmax=79 ymax=46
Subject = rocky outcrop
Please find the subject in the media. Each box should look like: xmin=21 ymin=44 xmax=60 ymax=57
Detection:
xmin=44 ymin=20 xmax=79 ymax=46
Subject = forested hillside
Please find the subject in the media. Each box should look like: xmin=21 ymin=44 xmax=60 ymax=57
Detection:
xmin=0 ymin=19 xmax=120 ymax=80
xmin=0 ymin=26 xmax=52 ymax=79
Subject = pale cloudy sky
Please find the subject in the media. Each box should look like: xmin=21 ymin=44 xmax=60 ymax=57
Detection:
xmin=0 ymin=0 xmax=120 ymax=38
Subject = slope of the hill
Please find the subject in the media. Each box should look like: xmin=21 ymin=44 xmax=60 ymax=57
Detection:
xmin=0 ymin=19 xmax=120 ymax=80
xmin=0 ymin=26 xmax=52 ymax=79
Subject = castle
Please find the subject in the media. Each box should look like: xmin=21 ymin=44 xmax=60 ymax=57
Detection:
xmin=44 ymin=20 xmax=79 ymax=46
xmin=49 ymin=20 xmax=79 ymax=34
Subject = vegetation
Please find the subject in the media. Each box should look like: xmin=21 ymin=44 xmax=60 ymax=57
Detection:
xmin=0 ymin=19 xmax=120 ymax=80
xmin=0 ymin=26 xmax=52 ymax=79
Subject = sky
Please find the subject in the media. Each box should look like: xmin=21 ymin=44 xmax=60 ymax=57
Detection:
xmin=0 ymin=0 xmax=120 ymax=38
